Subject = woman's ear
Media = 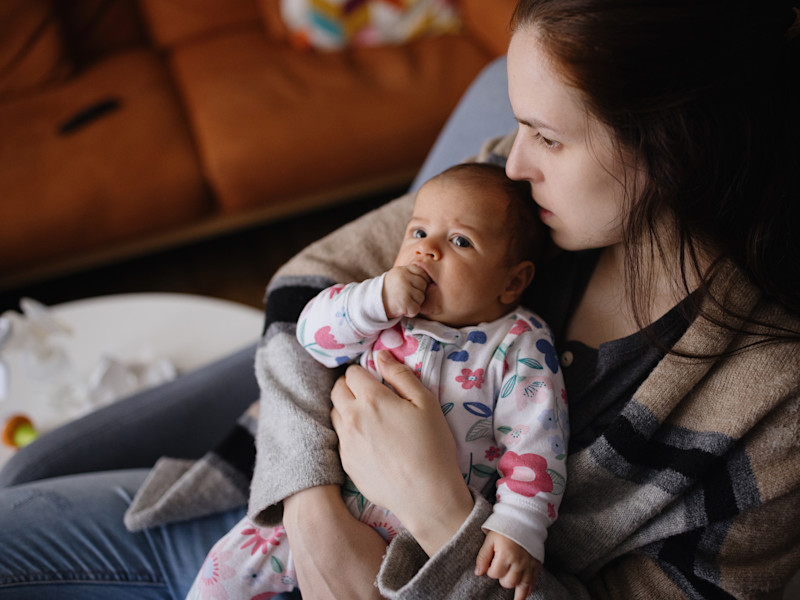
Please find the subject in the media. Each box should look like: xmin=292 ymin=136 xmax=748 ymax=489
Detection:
xmin=500 ymin=260 xmax=535 ymax=305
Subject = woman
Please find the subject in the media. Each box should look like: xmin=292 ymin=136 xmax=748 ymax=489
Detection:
xmin=1 ymin=1 xmax=798 ymax=598
xmin=265 ymin=0 xmax=800 ymax=597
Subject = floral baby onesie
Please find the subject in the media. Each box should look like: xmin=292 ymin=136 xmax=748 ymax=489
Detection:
xmin=187 ymin=274 xmax=568 ymax=599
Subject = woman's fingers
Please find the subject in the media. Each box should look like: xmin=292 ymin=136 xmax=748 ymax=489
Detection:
xmin=375 ymin=350 xmax=430 ymax=404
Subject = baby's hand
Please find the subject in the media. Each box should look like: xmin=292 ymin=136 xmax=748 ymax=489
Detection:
xmin=382 ymin=265 xmax=431 ymax=319
xmin=475 ymin=531 xmax=541 ymax=600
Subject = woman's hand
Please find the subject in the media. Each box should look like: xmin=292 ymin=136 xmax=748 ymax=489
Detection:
xmin=283 ymin=485 xmax=387 ymax=599
xmin=330 ymin=350 xmax=474 ymax=556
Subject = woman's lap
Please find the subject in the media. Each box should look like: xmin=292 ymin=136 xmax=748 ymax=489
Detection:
xmin=0 ymin=469 xmax=247 ymax=599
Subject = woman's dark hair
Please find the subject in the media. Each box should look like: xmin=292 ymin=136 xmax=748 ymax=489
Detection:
xmin=512 ymin=0 xmax=800 ymax=345
xmin=436 ymin=162 xmax=544 ymax=265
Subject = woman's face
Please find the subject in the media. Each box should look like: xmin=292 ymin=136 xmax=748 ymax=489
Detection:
xmin=505 ymin=26 xmax=632 ymax=251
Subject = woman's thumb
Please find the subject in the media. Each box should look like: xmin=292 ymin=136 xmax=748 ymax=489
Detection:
xmin=376 ymin=350 xmax=425 ymax=403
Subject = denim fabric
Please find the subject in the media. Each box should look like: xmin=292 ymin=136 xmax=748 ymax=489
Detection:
xmin=0 ymin=470 xmax=247 ymax=599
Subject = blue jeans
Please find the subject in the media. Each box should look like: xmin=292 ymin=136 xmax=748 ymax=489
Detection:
xmin=0 ymin=345 xmax=260 ymax=599
xmin=0 ymin=470 xmax=246 ymax=599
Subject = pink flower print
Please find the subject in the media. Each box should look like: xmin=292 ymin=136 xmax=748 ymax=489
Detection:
xmin=456 ymin=368 xmax=484 ymax=390
xmin=502 ymin=424 xmax=530 ymax=447
xmin=548 ymin=502 xmax=557 ymax=520
xmin=509 ymin=319 xmax=533 ymax=336
xmin=196 ymin=546 xmax=236 ymax=600
xmin=370 ymin=520 xmax=400 ymax=543
xmin=414 ymin=362 xmax=422 ymax=379
xmin=485 ymin=446 xmax=501 ymax=462
xmin=253 ymin=573 xmax=297 ymax=597
xmin=240 ymin=525 xmax=285 ymax=556
xmin=498 ymin=451 xmax=554 ymax=498
xmin=374 ymin=323 xmax=418 ymax=362
xmin=515 ymin=376 xmax=553 ymax=411
xmin=562 ymin=388 xmax=568 ymax=405
xmin=314 ymin=326 xmax=344 ymax=350
xmin=327 ymin=284 xmax=345 ymax=298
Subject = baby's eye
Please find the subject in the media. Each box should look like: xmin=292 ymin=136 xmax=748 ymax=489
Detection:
xmin=412 ymin=228 xmax=427 ymax=239
xmin=451 ymin=235 xmax=472 ymax=248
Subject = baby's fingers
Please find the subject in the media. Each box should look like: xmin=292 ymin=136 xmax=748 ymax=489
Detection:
xmin=401 ymin=287 xmax=426 ymax=317
xmin=475 ymin=538 xmax=495 ymax=577
xmin=499 ymin=560 xmax=537 ymax=593
xmin=514 ymin=583 xmax=533 ymax=600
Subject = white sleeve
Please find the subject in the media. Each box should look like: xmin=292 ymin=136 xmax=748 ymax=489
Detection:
xmin=295 ymin=274 xmax=400 ymax=367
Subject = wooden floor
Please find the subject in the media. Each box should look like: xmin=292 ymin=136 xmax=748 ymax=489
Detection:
xmin=0 ymin=191 xmax=399 ymax=315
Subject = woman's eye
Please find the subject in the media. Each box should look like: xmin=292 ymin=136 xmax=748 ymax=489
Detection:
xmin=412 ymin=228 xmax=426 ymax=239
xmin=451 ymin=236 xmax=472 ymax=248
xmin=534 ymin=132 xmax=559 ymax=149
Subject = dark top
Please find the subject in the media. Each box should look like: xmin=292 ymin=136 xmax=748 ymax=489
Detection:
xmin=524 ymin=249 xmax=694 ymax=452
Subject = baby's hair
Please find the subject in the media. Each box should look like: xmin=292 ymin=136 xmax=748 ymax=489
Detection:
xmin=434 ymin=162 xmax=544 ymax=265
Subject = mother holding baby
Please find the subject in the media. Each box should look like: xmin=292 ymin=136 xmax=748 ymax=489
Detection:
xmin=1 ymin=1 xmax=798 ymax=598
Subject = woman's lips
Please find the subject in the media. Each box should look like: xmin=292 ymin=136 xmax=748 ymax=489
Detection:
xmin=538 ymin=206 xmax=554 ymax=223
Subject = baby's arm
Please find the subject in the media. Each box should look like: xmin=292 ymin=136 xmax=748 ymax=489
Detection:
xmin=480 ymin=316 xmax=569 ymax=594
xmin=297 ymin=277 xmax=390 ymax=367
xmin=382 ymin=264 xmax=430 ymax=319
xmin=476 ymin=531 xmax=541 ymax=600
xmin=296 ymin=266 xmax=430 ymax=367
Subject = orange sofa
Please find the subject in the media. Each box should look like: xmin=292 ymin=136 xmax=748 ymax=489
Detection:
xmin=0 ymin=0 xmax=516 ymax=288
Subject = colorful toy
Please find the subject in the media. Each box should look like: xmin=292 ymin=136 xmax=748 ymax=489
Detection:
xmin=2 ymin=414 xmax=38 ymax=448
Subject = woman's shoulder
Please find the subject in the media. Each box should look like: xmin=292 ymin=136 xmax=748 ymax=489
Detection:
xmin=684 ymin=260 xmax=800 ymax=372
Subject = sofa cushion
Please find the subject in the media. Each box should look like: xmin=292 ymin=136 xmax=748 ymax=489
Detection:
xmin=0 ymin=50 xmax=210 ymax=275
xmin=0 ymin=0 xmax=73 ymax=101
xmin=168 ymin=27 xmax=492 ymax=213
xmin=137 ymin=0 xmax=262 ymax=49
xmin=278 ymin=0 xmax=462 ymax=50
xmin=460 ymin=0 xmax=517 ymax=57
xmin=55 ymin=0 xmax=148 ymax=66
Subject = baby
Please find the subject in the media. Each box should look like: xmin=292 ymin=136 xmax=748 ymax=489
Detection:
xmin=187 ymin=163 xmax=568 ymax=600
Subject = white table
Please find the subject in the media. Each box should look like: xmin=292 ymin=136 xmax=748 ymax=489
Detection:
xmin=0 ymin=293 xmax=263 ymax=465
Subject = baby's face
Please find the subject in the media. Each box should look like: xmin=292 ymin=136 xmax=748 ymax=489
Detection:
xmin=394 ymin=176 xmax=523 ymax=328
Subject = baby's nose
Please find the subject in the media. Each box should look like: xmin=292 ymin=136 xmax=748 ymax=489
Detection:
xmin=415 ymin=244 xmax=441 ymax=260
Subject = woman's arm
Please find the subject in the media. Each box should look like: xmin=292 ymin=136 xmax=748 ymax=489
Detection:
xmin=248 ymin=193 xmax=414 ymax=524
xmin=282 ymin=485 xmax=388 ymax=600
xmin=247 ymin=194 xmax=415 ymax=596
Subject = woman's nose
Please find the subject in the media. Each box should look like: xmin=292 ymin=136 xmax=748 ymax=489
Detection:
xmin=506 ymin=129 xmax=542 ymax=184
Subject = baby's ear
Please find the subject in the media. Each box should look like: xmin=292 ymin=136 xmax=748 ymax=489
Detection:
xmin=500 ymin=261 xmax=535 ymax=305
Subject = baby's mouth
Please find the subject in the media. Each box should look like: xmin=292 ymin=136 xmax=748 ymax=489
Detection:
xmin=412 ymin=262 xmax=434 ymax=285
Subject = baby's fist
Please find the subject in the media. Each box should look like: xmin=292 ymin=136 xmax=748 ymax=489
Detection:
xmin=382 ymin=265 xmax=430 ymax=319
xmin=476 ymin=531 xmax=541 ymax=600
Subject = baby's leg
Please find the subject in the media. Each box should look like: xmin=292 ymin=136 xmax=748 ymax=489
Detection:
xmin=186 ymin=515 xmax=297 ymax=599
xmin=187 ymin=482 xmax=404 ymax=600
xmin=342 ymin=477 xmax=405 ymax=543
